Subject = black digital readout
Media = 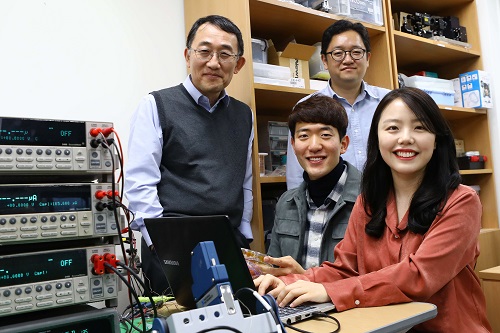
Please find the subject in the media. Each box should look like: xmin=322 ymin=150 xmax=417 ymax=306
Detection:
xmin=0 ymin=117 xmax=86 ymax=147
xmin=0 ymin=248 xmax=87 ymax=287
xmin=31 ymin=319 xmax=114 ymax=333
xmin=0 ymin=184 xmax=91 ymax=215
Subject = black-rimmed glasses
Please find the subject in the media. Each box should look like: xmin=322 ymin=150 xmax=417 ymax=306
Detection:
xmin=190 ymin=49 xmax=239 ymax=63
xmin=325 ymin=48 xmax=366 ymax=62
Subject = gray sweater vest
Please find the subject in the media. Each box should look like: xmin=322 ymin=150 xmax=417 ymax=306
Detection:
xmin=151 ymin=84 xmax=252 ymax=229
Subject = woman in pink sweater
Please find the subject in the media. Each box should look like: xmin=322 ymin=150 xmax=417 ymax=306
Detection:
xmin=255 ymin=87 xmax=492 ymax=332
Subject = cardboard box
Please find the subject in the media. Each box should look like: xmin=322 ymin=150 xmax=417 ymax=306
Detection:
xmin=268 ymin=40 xmax=316 ymax=89
xmin=459 ymin=70 xmax=493 ymax=108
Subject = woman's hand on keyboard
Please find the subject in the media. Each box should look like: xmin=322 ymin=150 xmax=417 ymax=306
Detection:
xmin=277 ymin=280 xmax=330 ymax=308
xmin=254 ymin=274 xmax=286 ymax=298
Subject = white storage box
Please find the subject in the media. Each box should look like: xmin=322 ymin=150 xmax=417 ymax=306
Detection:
xmin=328 ymin=0 xmax=350 ymax=15
xmin=404 ymin=75 xmax=454 ymax=91
xmin=254 ymin=76 xmax=305 ymax=89
xmin=254 ymin=77 xmax=290 ymax=87
xmin=253 ymin=62 xmax=291 ymax=80
xmin=421 ymin=89 xmax=454 ymax=106
xmin=403 ymin=75 xmax=455 ymax=106
xmin=349 ymin=0 xmax=383 ymax=26
xmin=252 ymin=38 xmax=268 ymax=64
xmin=328 ymin=0 xmax=383 ymax=26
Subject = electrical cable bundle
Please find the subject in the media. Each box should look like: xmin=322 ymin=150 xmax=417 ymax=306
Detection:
xmin=95 ymin=129 xmax=156 ymax=333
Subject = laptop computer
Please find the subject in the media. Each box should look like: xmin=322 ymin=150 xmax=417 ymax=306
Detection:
xmin=144 ymin=215 xmax=335 ymax=324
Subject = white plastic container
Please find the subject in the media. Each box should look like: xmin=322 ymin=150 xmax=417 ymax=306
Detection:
xmin=349 ymin=0 xmax=383 ymax=26
xmin=251 ymin=38 xmax=268 ymax=64
xmin=420 ymin=89 xmax=455 ymax=106
xmin=405 ymin=75 xmax=454 ymax=91
xmin=404 ymin=75 xmax=455 ymax=106
xmin=253 ymin=62 xmax=291 ymax=80
xmin=328 ymin=0 xmax=350 ymax=16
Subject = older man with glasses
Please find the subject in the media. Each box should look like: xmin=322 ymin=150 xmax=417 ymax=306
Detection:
xmin=286 ymin=20 xmax=391 ymax=189
xmin=124 ymin=15 xmax=254 ymax=295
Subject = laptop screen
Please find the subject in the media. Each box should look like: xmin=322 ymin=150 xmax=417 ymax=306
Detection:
xmin=144 ymin=215 xmax=255 ymax=308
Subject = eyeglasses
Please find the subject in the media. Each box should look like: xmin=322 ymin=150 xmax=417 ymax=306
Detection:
xmin=190 ymin=49 xmax=239 ymax=63
xmin=325 ymin=48 xmax=366 ymax=62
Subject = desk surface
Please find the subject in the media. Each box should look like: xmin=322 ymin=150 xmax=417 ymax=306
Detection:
xmin=292 ymin=302 xmax=437 ymax=333
xmin=125 ymin=301 xmax=437 ymax=333
xmin=479 ymin=265 xmax=500 ymax=281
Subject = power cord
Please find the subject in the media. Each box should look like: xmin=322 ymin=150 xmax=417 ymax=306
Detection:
xmin=117 ymin=261 xmax=158 ymax=319
xmin=197 ymin=327 xmax=244 ymax=333
xmin=104 ymin=262 xmax=149 ymax=333
xmin=283 ymin=311 xmax=340 ymax=333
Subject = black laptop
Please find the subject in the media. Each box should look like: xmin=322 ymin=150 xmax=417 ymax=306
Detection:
xmin=144 ymin=215 xmax=254 ymax=308
xmin=144 ymin=215 xmax=335 ymax=323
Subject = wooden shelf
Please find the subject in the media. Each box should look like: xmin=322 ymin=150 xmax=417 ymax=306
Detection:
xmin=460 ymin=169 xmax=493 ymax=176
xmin=259 ymin=175 xmax=286 ymax=183
xmin=439 ymin=105 xmax=486 ymax=120
xmin=394 ymin=31 xmax=480 ymax=73
xmin=249 ymin=0 xmax=386 ymax=45
xmin=390 ymin=0 xmax=482 ymax=78
xmin=254 ymin=83 xmax=316 ymax=95
xmin=254 ymin=83 xmax=315 ymax=115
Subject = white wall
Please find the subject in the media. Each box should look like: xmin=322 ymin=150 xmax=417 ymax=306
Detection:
xmin=477 ymin=0 xmax=500 ymax=228
xmin=0 ymin=0 xmax=186 ymax=160
xmin=0 ymin=0 xmax=186 ymax=314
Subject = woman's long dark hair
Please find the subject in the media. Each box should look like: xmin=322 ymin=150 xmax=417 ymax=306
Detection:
xmin=362 ymin=87 xmax=461 ymax=237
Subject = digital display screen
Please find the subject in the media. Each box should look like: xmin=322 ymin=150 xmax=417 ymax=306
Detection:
xmin=30 ymin=319 xmax=114 ymax=333
xmin=0 ymin=117 xmax=86 ymax=147
xmin=0 ymin=184 xmax=91 ymax=215
xmin=0 ymin=249 xmax=87 ymax=287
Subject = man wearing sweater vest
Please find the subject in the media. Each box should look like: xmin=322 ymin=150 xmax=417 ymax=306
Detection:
xmin=124 ymin=15 xmax=253 ymax=295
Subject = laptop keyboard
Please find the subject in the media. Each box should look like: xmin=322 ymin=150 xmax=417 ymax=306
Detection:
xmin=278 ymin=304 xmax=315 ymax=317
